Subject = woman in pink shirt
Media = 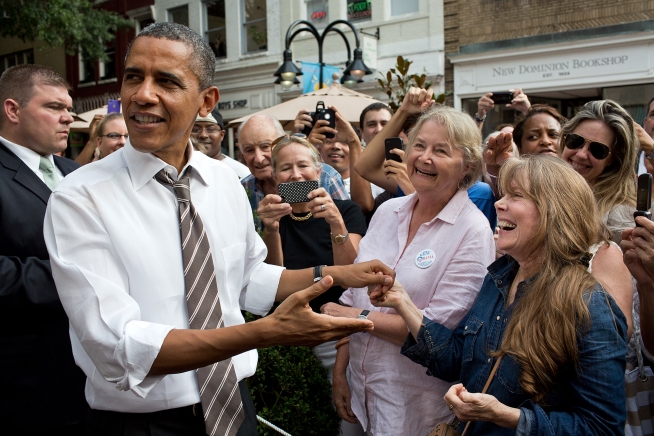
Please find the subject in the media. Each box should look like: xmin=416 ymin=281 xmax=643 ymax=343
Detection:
xmin=322 ymin=91 xmax=495 ymax=436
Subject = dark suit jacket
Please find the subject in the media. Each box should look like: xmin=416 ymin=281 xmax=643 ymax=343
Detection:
xmin=0 ymin=141 xmax=88 ymax=431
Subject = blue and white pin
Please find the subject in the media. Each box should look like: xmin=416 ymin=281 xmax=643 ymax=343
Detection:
xmin=415 ymin=249 xmax=435 ymax=268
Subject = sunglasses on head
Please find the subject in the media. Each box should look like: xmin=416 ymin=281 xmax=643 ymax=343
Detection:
xmin=563 ymin=133 xmax=611 ymax=160
xmin=271 ymin=133 xmax=307 ymax=148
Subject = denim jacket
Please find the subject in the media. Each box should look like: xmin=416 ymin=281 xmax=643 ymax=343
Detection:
xmin=401 ymin=255 xmax=627 ymax=436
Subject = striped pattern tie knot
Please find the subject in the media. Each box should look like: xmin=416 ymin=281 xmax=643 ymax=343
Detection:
xmin=155 ymin=168 xmax=244 ymax=436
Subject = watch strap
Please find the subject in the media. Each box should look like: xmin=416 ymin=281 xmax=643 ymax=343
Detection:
xmin=357 ymin=309 xmax=370 ymax=320
xmin=313 ymin=265 xmax=326 ymax=283
xmin=646 ymin=149 xmax=654 ymax=160
xmin=330 ymin=231 xmax=349 ymax=244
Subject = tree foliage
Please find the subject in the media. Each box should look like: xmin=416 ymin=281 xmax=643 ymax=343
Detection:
xmin=0 ymin=0 xmax=134 ymax=61
xmin=377 ymin=55 xmax=447 ymax=111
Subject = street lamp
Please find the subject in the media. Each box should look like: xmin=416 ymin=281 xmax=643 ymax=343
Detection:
xmin=273 ymin=19 xmax=372 ymax=90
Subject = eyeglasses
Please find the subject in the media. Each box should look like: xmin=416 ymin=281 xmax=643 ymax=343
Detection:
xmin=271 ymin=133 xmax=307 ymax=148
xmin=563 ymin=133 xmax=611 ymax=160
xmin=100 ymin=133 xmax=129 ymax=140
xmin=191 ymin=125 xmax=222 ymax=134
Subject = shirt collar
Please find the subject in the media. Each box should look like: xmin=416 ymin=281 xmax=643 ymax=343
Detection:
xmin=394 ymin=189 xmax=470 ymax=226
xmin=0 ymin=134 xmax=55 ymax=174
xmin=487 ymin=255 xmax=537 ymax=301
xmin=123 ymin=139 xmax=211 ymax=190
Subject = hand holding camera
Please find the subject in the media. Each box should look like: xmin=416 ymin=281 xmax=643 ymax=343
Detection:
xmin=257 ymin=194 xmax=292 ymax=233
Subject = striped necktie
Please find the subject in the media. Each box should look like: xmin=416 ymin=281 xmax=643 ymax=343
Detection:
xmin=155 ymin=168 xmax=244 ymax=436
xmin=39 ymin=156 xmax=60 ymax=190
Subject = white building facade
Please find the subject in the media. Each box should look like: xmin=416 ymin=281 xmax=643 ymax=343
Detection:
xmin=150 ymin=0 xmax=445 ymax=145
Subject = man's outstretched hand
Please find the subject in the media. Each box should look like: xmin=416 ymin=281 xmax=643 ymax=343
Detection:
xmin=261 ymin=276 xmax=374 ymax=347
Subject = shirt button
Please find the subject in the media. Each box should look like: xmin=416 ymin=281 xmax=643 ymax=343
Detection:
xmin=497 ymin=280 xmax=502 ymax=284
xmin=504 ymin=318 xmax=508 ymax=323
xmin=496 ymin=316 xmax=500 ymax=321
xmin=464 ymin=326 xmax=468 ymax=330
xmin=487 ymin=358 xmax=491 ymax=363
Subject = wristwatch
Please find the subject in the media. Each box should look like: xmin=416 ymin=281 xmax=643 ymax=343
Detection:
xmin=357 ymin=310 xmax=370 ymax=320
xmin=646 ymin=149 xmax=654 ymax=160
xmin=313 ymin=265 xmax=326 ymax=283
xmin=330 ymin=231 xmax=349 ymax=244
xmin=474 ymin=113 xmax=486 ymax=124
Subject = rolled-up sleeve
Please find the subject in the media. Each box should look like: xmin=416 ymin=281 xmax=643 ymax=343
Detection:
xmin=44 ymin=190 xmax=173 ymax=397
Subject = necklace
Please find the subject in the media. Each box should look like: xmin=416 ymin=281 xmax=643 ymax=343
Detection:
xmin=290 ymin=211 xmax=312 ymax=222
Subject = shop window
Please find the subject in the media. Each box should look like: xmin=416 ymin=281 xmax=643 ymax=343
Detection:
xmin=99 ymin=38 xmax=116 ymax=81
xmin=0 ymin=49 xmax=33 ymax=75
xmin=242 ymin=0 xmax=267 ymax=53
xmin=307 ymin=0 xmax=328 ymax=28
xmin=347 ymin=0 xmax=371 ymax=22
xmin=205 ymin=0 xmax=227 ymax=58
xmin=136 ymin=16 xmax=154 ymax=32
xmin=79 ymin=54 xmax=95 ymax=85
xmin=169 ymin=5 xmax=189 ymax=27
xmin=391 ymin=0 xmax=418 ymax=16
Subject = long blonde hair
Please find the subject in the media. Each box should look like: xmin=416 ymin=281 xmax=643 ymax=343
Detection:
xmin=560 ymin=100 xmax=637 ymax=216
xmin=496 ymin=156 xmax=607 ymax=403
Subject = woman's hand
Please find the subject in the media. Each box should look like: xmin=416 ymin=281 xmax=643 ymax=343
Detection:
xmin=507 ymin=88 xmax=531 ymax=114
xmin=369 ymin=279 xmax=408 ymax=309
xmin=621 ymin=217 xmax=654 ymax=287
xmin=400 ymin=87 xmax=435 ymax=116
xmin=477 ymin=93 xmax=494 ymax=121
xmin=444 ymin=384 xmax=520 ymax=429
xmin=383 ymin=149 xmax=415 ymax=194
xmin=257 ymin=194 xmax=291 ymax=232
xmin=307 ymin=188 xmax=344 ymax=227
xmin=635 ymin=123 xmax=654 ymax=156
xmin=483 ymin=132 xmax=514 ymax=168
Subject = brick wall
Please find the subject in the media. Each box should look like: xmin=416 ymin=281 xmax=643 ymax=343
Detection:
xmin=444 ymin=0 xmax=654 ymax=104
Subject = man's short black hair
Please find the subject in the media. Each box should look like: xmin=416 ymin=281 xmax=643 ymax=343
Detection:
xmin=125 ymin=22 xmax=216 ymax=90
xmin=359 ymin=102 xmax=393 ymax=128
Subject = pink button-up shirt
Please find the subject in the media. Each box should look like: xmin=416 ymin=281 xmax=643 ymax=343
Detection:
xmin=340 ymin=190 xmax=495 ymax=435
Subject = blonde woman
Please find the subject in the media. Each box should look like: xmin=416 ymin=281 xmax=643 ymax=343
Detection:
xmin=372 ymin=156 xmax=628 ymax=435
xmin=560 ymin=100 xmax=638 ymax=244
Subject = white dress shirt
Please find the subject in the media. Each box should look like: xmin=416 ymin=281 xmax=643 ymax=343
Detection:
xmin=44 ymin=140 xmax=284 ymax=413
xmin=0 ymin=135 xmax=65 ymax=181
xmin=220 ymin=155 xmax=251 ymax=179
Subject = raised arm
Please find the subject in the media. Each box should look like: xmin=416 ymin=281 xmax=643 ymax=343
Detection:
xmin=354 ymin=87 xmax=434 ymax=193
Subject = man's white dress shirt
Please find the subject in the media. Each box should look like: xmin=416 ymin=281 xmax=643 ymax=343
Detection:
xmin=44 ymin=140 xmax=284 ymax=413
xmin=0 ymin=135 xmax=64 ymax=181
xmin=220 ymin=155 xmax=250 ymax=179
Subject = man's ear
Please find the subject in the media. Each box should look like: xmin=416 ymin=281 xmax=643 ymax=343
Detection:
xmin=3 ymin=99 xmax=20 ymax=124
xmin=198 ymin=86 xmax=220 ymax=117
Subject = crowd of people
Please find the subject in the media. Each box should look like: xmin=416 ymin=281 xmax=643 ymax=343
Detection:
xmin=3 ymin=20 xmax=654 ymax=436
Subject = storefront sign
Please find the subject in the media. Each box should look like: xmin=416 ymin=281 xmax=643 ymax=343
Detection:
xmin=347 ymin=0 xmax=371 ymax=21
xmin=453 ymin=37 xmax=654 ymax=97
xmin=218 ymin=99 xmax=248 ymax=111
xmin=362 ymin=35 xmax=377 ymax=70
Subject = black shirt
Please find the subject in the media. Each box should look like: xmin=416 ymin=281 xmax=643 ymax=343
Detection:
xmin=279 ymin=200 xmax=367 ymax=312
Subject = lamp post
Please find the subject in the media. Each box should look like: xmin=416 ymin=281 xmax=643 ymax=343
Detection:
xmin=273 ymin=19 xmax=372 ymax=90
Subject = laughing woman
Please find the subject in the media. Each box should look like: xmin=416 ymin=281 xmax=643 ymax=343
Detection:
xmin=560 ymin=100 xmax=638 ymax=244
xmin=371 ymin=156 xmax=628 ymax=435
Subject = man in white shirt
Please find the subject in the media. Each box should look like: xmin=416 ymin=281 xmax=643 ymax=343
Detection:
xmin=0 ymin=64 xmax=88 ymax=434
xmin=191 ymin=110 xmax=250 ymax=179
xmin=44 ymin=22 xmax=392 ymax=436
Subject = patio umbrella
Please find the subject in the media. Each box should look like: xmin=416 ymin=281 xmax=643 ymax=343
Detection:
xmin=70 ymin=105 xmax=120 ymax=132
xmin=227 ymin=83 xmax=386 ymax=129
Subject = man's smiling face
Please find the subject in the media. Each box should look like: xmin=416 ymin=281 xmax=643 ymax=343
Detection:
xmin=121 ymin=36 xmax=213 ymax=159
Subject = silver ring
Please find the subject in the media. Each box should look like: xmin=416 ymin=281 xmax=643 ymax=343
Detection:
xmin=448 ymin=404 xmax=454 ymax=410
xmin=321 ymin=204 xmax=325 ymax=212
